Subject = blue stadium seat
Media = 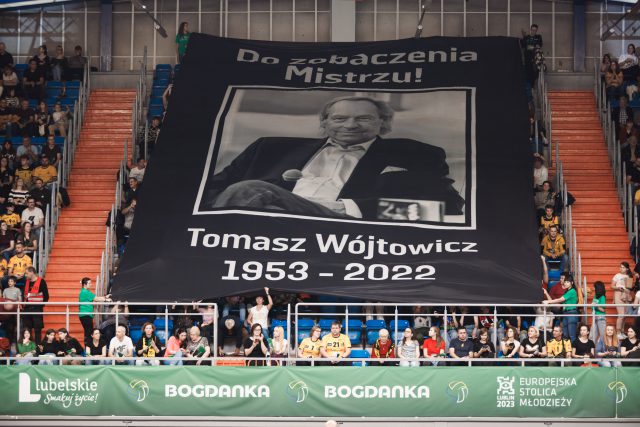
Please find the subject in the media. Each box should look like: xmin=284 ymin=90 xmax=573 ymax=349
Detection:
xmin=151 ymin=86 xmax=166 ymax=97
xmin=318 ymin=318 xmax=336 ymax=331
xmin=28 ymin=99 xmax=38 ymax=108
xmin=46 ymin=87 xmax=61 ymax=98
xmin=365 ymin=319 xmax=386 ymax=345
xmin=14 ymin=63 xmax=27 ymax=71
xmin=156 ymin=63 xmax=172 ymax=71
xmin=129 ymin=329 xmax=143 ymax=344
xmin=155 ymin=74 xmax=170 ymax=84
xmin=389 ymin=319 xmax=410 ymax=332
xmin=155 ymin=330 xmax=167 ymax=344
xmin=297 ymin=330 xmax=310 ymax=341
xmin=45 ymin=97 xmax=58 ymax=106
xmin=60 ymin=98 xmax=76 ymax=107
xmin=174 ymin=64 xmax=181 ymax=73
xmin=65 ymin=87 xmax=80 ymax=99
xmin=55 ymin=136 xmax=65 ymax=146
xmin=345 ymin=319 xmax=363 ymax=343
xmin=150 ymin=97 xmax=163 ymax=107
xmin=349 ymin=349 xmax=370 ymax=366
xmin=297 ymin=318 xmax=315 ymax=330
xmin=31 ymin=137 xmax=46 ymax=145
xmin=11 ymin=136 xmax=21 ymax=145
xmin=66 ymin=81 xmax=81 ymax=88
xmin=148 ymin=106 xmax=164 ymax=119
xmin=153 ymin=317 xmax=174 ymax=332
xmin=46 ymin=81 xmax=63 ymax=87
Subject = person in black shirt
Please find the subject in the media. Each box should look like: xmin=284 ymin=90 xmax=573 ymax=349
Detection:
xmin=572 ymin=324 xmax=595 ymax=364
xmin=32 ymin=45 xmax=51 ymax=80
xmin=30 ymin=178 xmax=50 ymax=210
xmin=15 ymin=99 xmax=36 ymax=137
xmin=518 ymin=326 xmax=547 ymax=364
xmin=57 ymin=328 xmax=84 ymax=365
xmin=42 ymin=135 xmax=61 ymax=168
xmin=0 ymin=43 xmax=14 ymax=70
xmin=244 ymin=323 xmax=269 ymax=365
xmin=1 ymin=139 xmax=16 ymax=169
xmin=0 ymin=99 xmax=17 ymax=138
xmin=86 ymin=328 xmax=107 ymax=365
xmin=521 ymin=24 xmax=543 ymax=84
xmin=620 ymin=326 xmax=640 ymax=366
xmin=23 ymin=59 xmax=44 ymax=100
xmin=38 ymin=329 xmax=61 ymax=364
xmin=472 ymin=328 xmax=496 ymax=366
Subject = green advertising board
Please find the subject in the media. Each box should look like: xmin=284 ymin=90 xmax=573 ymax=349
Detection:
xmin=1 ymin=366 xmax=638 ymax=418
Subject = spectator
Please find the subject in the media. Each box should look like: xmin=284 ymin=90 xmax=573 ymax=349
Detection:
xmin=622 ymin=136 xmax=640 ymax=176
xmin=1 ymin=203 xmax=20 ymax=230
xmin=108 ymin=325 xmax=134 ymax=365
xmin=164 ymin=327 xmax=187 ymax=365
xmin=535 ymin=182 xmax=555 ymax=218
xmin=78 ymin=277 xmax=111 ymax=345
xmin=15 ymin=328 xmax=36 ymax=365
xmin=543 ymin=273 xmax=579 ymax=341
xmin=2 ymin=275 xmax=20 ymax=304
xmin=397 ymin=327 xmax=420 ymax=367
xmin=612 ymin=96 xmax=633 ymax=137
xmin=411 ymin=305 xmax=431 ymax=342
xmin=176 ymin=22 xmax=190 ymax=63
xmin=520 ymin=24 xmax=543 ymax=85
xmin=572 ymin=324 xmax=595 ymax=361
xmin=0 ymin=220 xmax=15 ymax=261
xmin=370 ymin=328 xmax=395 ymax=366
xmin=619 ymin=43 xmax=639 ymax=84
xmin=243 ymin=323 xmax=269 ymax=365
xmin=422 ymin=325 xmax=446 ymax=361
xmin=246 ymin=287 xmax=273 ymax=335
xmin=539 ymin=205 xmax=558 ymax=237
xmin=597 ymin=325 xmax=621 ymax=367
xmin=634 ymin=289 xmax=640 ymax=332
xmin=145 ymin=116 xmax=162 ymax=155
xmin=217 ymin=316 xmax=244 ymax=356
xmin=30 ymin=178 xmax=50 ymax=210
xmin=67 ymin=45 xmax=87 ymax=81
xmin=319 ymin=321 xmax=351 ymax=365
xmin=449 ymin=326 xmax=474 ymax=361
xmin=98 ymin=301 xmax=129 ymax=344
xmin=0 ymin=156 xmax=13 ymax=190
xmin=297 ymin=325 xmax=322 ymax=365
xmin=128 ymin=158 xmax=146 ymax=183
xmin=120 ymin=197 xmax=136 ymax=242
xmin=0 ymin=43 xmax=14 ymax=70
xmin=16 ymin=222 xmax=37 ymax=256
xmin=50 ymin=45 xmax=68 ymax=82
xmin=620 ymin=120 xmax=638 ymax=147
xmin=32 ymin=45 xmax=51 ymax=79
xmin=162 ymin=84 xmax=172 ymax=110
xmin=605 ymin=60 xmax=624 ymax=100
xmin=21 ymin=197 xmax=44 ymax=234
xmin=122 ymin=177 xmax=141 ymax=205
xmin=38 ymin=328 xmax=60 ymax=365
xmin=620 ymin=326 xmax=640 ymax=363
xmin=17 ymin=136 xmax=39 ymax=167
xmin=476 ymin=305 xmax=504 ymax=342
xmin=135 ymin=322 xmax=163 ymax=366
xmin=13 ymin=161 xmax=32 ymax=198
xmin=41 ymin=135 xmax=61 ymax=168
xmin=545 ymin=325 xmax=572 ymax=359
xmin=270 ymin=325 xmax=289 ymax=364
xmin=519 ymin=325 xmax=547 ymax=360
xmin=611 ymin=262 xmax=634 ymax=338
xmin=600 ymin=53 xmax=612 ymax=79
xmin=85 ymin=328 xmax=107 ymax=365
xmin=8 ymin=242 xmax=32 ymax=288
xmin=57 ymin=328 xmax=83 ymax=365
xmin=532 ymin=154 xmax=547 ymax=190
xmin=1 ymin=140 xmax=16 ymax=169
xmin=501 ymin=326 xmax=521 ymax=358
xmin=0 ymin=99 xmax=17 ymax=138
xmin=34 ymin=101 xmax=50 ymax=137
xmin=15 ymin=100 xmax=36 ymax=137
xmin=184 ymin=325 xmax=211 ymax=366
xmin=472 ymin=327 xmax=496 ymax=364
xmin=1 ymin=65 xmax=18 ymax=97
xmin=590 ymin=281 xmax=607 ymax=344
xmin=197 ymin=301 xmax=215 ymax=342
xmin=4 ymin=87 xmax=19 ymax=108
xmin=222 ymin=296 xmax=246 ymax=324
xmin=48 ymin=102 xmax=69 ymax=138
xmin=457 ymin=306 xmax=478 ymax=338
xmin=23 ymin=59 xmax=45 ymax=100
xmin=22 ymin=266 xmax=46 ymax=340
xmin=541 ymin=224 xmax=566 ymax=272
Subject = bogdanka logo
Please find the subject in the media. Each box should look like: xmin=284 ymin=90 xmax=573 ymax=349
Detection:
xmin=128 ymin=379 xmax=150 ymax=402
xmin=286 ymin=380 xmax=309 ymax=403
xmin=446 ymin=381 xmax=469 ymax=404
xmin=18 ymin=373 xmax=99 ymax=408
xmin=607 ymin=381 xmax=627 ymax=404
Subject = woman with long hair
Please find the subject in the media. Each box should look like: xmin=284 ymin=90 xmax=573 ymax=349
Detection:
xmin=270 ymin=325 xmax=289 ymax=365
xmin=15 ymin=328 xmax=36 ymax=365
xmin=38 ymin=328 xmax=60 ymax=365
xmin=85 ymin=328 xmax=107 ymax=365
xmin=164 ymin=327 xmax=187 ymax=365
xmin=34 ymin=101 xmax=50 ymax=137
xmin=422 ymin=325 xmax=446 ymax=366
xmin=600 ymin=53 xmax=612 ymax=78
xmin=175 ymin=22 xmax=190 ymax=63
xmin=57 ymin=328 xmax=83 ymax=365
xmin=32 ymin=45 xmax=51 ymax=79
xmin=78 ymin=277 xmax=111 ymax=345
xmin=16 ymin=222 xmax=37 ymax=256
xmin=500 ymin=326 xmax=521 ymax=358
xmin=135 ymin=322 xmax=163 ymax=366
xmin=1 ymin=140 xmax=16 ymax=170
xmin=596 ymin=325 xmax=621 ymax=367
xmin=297 ymin=325 xmax=322 ymax=366
xmin=0 ymin=157 xmax=13 ymax=191
xmin=543 ymin=274 xmax=580 ymax=341
xmin=244 ymin=323 xmax=269 ymax=366
xmin=590 ymin=281 xmax=607 ymax=343
xmin=0 ymin=220 xmax=14 ymax=262
xmin=9 ymin=177 xmax=29 ymax=214
xmin=397 ymin=327 xmax=420 ymax=367
xmin=605 ymin=60 xmax=624 ymax=100
xmin=611 ymin=262 xmax=633 ymax=338
xmin=620 ymin=326 xmax=640 ymax=365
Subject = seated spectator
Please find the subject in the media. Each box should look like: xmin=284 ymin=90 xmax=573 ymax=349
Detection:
xmin=2 ymin=65 xmax=18 ymax=96
xmin=38 ymin=328 xmax=61 ymax=365
xmin=246 ymin=287 xmax=273 ymax=336
xmin=48 ymin=102 xmax=68 ymax=138
xmin=3 ymin=276 xmax=21 ymax=305
xmin=217 ymin=316 xmax=244 ymax=356
xmin=16 ymin=137 xmax=39 ymax=167
xmin=135 ymin=322 xmax=163 ymax=366
xmin=30 ymin=178 xmax=50 ymax=210
xmin=501 ymin=326 xmax=521 ymax=358
xmin=422 ymin=325 xmax=446 ymax=361
xmin=0 ymin=220 xmax=15 ymax=261
xmin=57 ymin=328 xmax=83 ymax=365
xmin=50 ymin=45 xmax=68 ymax=82
xmin=32 ymin=155 xmax=57 ymax=188
xmin=108 ymin=325 xmax=134 ymax=365
xmin=597 ymin=325 xmax=622 ymax=367
xmin=0 ymin=99 xmax=17 ymax=138
xmin=533 ymin=154 xmax=547 ymax=190
xmin=370 ymin=328 xmax=395 ymax=366
xmin=16 ymin=222 xmax=37 ymax=256
xmin=572 ymin=324 xmax=595 ymax=361
xmin=34 ymin=101 xmax=50 ymax=137
xmin=472 ymin=328 xmax=496 ymax=364
xmin=1 ymin=140 xmax=16 ymax=169
xmin=1 ymin=203 xmax=20 ymax=230
xmin=297 ymin=325 xmax=322 ymax=365
xmin=543 ymin=274 xmax=579 ymax=341
xmin=184 ymin=325 xmax=211 ymax=366
xmin=620 ymin=327 xmax=640 ymax=363
xmin=122 ymin=177 xmax=141 ymax=206
xmin=119 ymin=198 xmax=136 ymax=243
xmin=244 ymin=323 xmax=269 ymax=365
xmin=4 ymin=88 xmax=19 ymax=108
xmin=620 ymin=120 xmax=638 ymax=146
xmin=67 ymin=45 xmax=87 ymax=81
xmin=449 ymin=326 xmax=474 ymax=361
xmin=41 ymin=136 xmax=61 ymax=171
xmin=319 ymin=321 xmax=351 ymax=365
xmin=23 ymin=59 xmax=44 ymax=100
xmin=15 ymin=100 xmax=36 ymax=137
xmin=145 ymin=116 xmax=162 ymax=154
xmin=164 ymin=328 xmax=187 ymax=365
xmin=21 ymin=197 xmax=44 ymax=233
xmin=541 ymin=225 xmax=566 ymax=272
xmin=535 ymin=182 xmax=556 ymax=218
xmin=8 ymin=242 xmax=32 ymax=287
xmin=545 ymin=325 xmax=573 ymax=359
xmin=0 ymin=156 xmax=13 ymax=191
xmin=397 ymin=327 xmax=420 ymax=367
xmin=612 ymin=96 xmax=634 ymax=138
xmin=619 ymin=43 xmax=639 ymax=83
xmin=85 ymin=328 xmax=107 ymax=365
xmin=13 ymin=158 xmax=32 ymax=195
xmin=128 ymin=158 xmax=146 ymax=183
xmin=270 ymin=325 xmax=289 ymax=364
xmin=519 ymin=326 xmax=547 ymax=360
xmin=539 ymin=205 xmax=558 ymax=236
xmin=222 ymin=296 xmax=246 ymax=325
xmin=15 ymin=328 xmax=36 ymax=365
xmin=605 ymin=60 xmax=624 ymax=100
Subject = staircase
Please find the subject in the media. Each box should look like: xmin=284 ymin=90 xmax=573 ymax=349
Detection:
xmin=548 ymin=90 xmax=633 ymax=322
xmin=44 ymin=89 xmax=136 ymax=338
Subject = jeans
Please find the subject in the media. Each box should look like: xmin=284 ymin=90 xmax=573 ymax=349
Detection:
xmin=590 ymin=315 xmax=607 ymax=343
xmin=38 ymin=354 xmax=58 ymax=365
xmin=52 ymin=65 xmax=63 ymax=81
xmin=562 ymin=310 xmax=579 ymax=342
xmin=399 ymin=360 xmax=419 ymax=367
xmin=164 ymin=351 xmax=183 ymax=366
xmin=599 ymin=359 xmax=622 ymax=368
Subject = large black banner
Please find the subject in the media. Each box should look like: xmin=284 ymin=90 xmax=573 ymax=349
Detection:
xmin=112 ymin=34 xmax=541 ymax=303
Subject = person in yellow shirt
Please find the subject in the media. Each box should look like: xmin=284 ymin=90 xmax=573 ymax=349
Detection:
xmin=297 ymin=326 xmax=322 ymax=366
xmin=1 ymin=204 xmax=21 ymax=230
xmin=32 ymin=155 xmax=57 ymax=186
xmin=539 ymin=205 xmax=558 ymax=236
xmin=319 ymin=321 xmax=351 ymax=365
xmin=8 ymin=242 xmax=32 ymax=287
xmin=541 ymin=225 xmax=567 ymax=272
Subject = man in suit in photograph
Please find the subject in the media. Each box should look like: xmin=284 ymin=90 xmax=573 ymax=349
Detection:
xmin=202 ymin=96 xmax=464 ymax=220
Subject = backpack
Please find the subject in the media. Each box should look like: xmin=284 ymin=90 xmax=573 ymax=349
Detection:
xmin=59 ymin=186 xmax=71 ymax=207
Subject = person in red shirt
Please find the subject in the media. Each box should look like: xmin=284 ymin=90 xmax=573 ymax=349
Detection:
xmin=422 ymin=326 xmax=446 ymax=366
xmin=370 ymin=328 xmax=395 ymax=366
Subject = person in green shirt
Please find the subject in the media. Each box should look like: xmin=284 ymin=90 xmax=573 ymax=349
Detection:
xmin=78 ymin=277 xmax=111 ymax=345
xmin=543 ymin=274 xmax=579 ymax=342
xmin=16 ymin=328 xmax=36 ymax=365
xmin=176 ymin=22 xmax=190 ymax=63
xmin=590 ymin=281 xmax=607 ymax=344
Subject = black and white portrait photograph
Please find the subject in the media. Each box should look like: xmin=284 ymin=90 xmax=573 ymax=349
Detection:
xmin=194 ymin=87 xmax=475 ymax=228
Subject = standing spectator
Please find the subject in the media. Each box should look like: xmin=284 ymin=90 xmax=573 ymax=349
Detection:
xmin=246 ymin=287 xmax=273 ymax=335
xmin=41 ymin=135 xmax=61 ymax=168
xmin=597 ymin=325 xmax=621 ymax=367
xmin=67 ymin=45 xmax=87 ymax=81
xmin=448 ymin=326 xmax=474 ymax=362
xmin=611 ymin=262 xmax=634 ymax=338
xmin=57 ymin=328 xmax=83 ymax=365
xmin=270 ymin=325 xmax=289 ymax=364
xmin=144 ymin=116 xmax=162 ymax=155
xmin=521 ymin=24 xmax=543 ymax=85
xmin=370 ymin=328 xmax=395 ymax=366
xmin=222 ymin=295 xmax=246 ymax=325
xmin=217 ymin=316 xmax=244 ymax=356
xmin=501 ymin=326 xmax=521 ymax=358
xmin=397 ymin=327 xmax=420 ymax=367
xmin=1 ymin=65 xmax=18 ymax=98
xmin=48 ymin=102 xmax=69 ymax=138
xmin=32 ymin=45 xmax=50 ymax=78
xmin=8 ymin=242 xmax=31 ymax=288
xmin=22 ymin=59 xmax=44 ymax=100
xmin=619 ymin=43 xmax=639 ymax=84
xmin=297 ymin=325 xmax=322 ymax=365
xmin=0 ymin=43 xmax=14 ymax=70
xmin=38 ymin=329 xmax=60 ymax=365
xmin=175 ymin=22 xmax=190 ymax=63
xmin=197 ymin=302 xmax=215 ymax=342
xmin=543 ymin=274 xmax=579 ymax=341
xmin=135 ymin=322 xmax=163 ymax=366
xmin=23 ymin=266 xmax=48 ymax=345
xmin=545 ymin=325 xmax=573 ymax=359
xmin=15 ymin=328 xmax=37 ymax=365
xmin=590 ymin=281 xmax=607 ymax=344
xmin=605 ymin=60 xmax=624 ymax=100
xmin=244 ymin=323 xmax=269 ymax=365
xmin=541 ymin=225 xmax=566 ymax=272
xmin=519 ymin=326 xmax=547 ymax=360
xmin=85 ymin=328 xmax=108 ymax=365
xmin=572 ymin=324 xmax=595 ymax=361
xmin=78 ymin=277 xmax=111 ymax=345
xmin=164 ymin=328 xmax=187 ymax=365
xmin=50 ymin=45 xmax=68 ymax=82
xmin=184 ymin=325 xmax=210 ymax=366
xmin=108 ymin=325 xmax=134 ymax=365
xmin=533 ymin=154 xmax=548 ymax=190
xmin=319 ymin=321 xmax=351 ymax=365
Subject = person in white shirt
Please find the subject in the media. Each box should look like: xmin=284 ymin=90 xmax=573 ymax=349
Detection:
xmin=619 ymin=43 xmax=639 ymax=83
xmin=108 ymin=325 xmax=134 ymax=365
xmin=246 ymin=286 xmax=273 ymax=336
xmin=533 ymin=154 xmax=548 ymax=190
xmin=128 ymin=157 xmax=146 ymax=183
xmin=21 ymin=197 xmax=44 ymax=238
